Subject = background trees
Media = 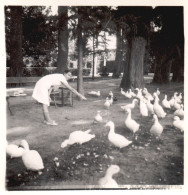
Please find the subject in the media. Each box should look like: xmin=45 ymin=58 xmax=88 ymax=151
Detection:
xmin=5 ymin=6 xmax=184 ymax=89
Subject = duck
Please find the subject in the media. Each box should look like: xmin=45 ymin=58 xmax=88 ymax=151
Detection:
xmin=105 ymin=121 xmax=132 ymax=149
xmin=98 ymin=165 xmax=120 ymax=188
xmin=124 ymin=108 xmax=140 ymax=134
xmin=61 ymin=129 xmax=95 ymax=148
xmin=109 ymin=95 xmax=113 ymax=105
xmin=150 ymin=114 xmax=163 ymax=138
xmin=143 ymin=88 xmax=154 ymax=101
xmin=129 ymin=89 xmax=136 ymax=97
xmin=121 ymin=99 xmax=138 ymax=111
xmin=94 ymin=111 xmax=103 ymax=123
xmin=156 ymin=88 xmax=160 ymax=96
xmin=88 ymin=91 xmax=100 ymax=97
xmin=153 ymin=94 xmax=166 ymax=118
xmin=20 ymin=140 xmax=44 ymax=171
xmin=139 ymin=97 xmax=148 ymax=117
xmin=121 ymin=88 xmax=132 ymax=99
xmin=135 ymin=88 xmax=143 ymax=99
xmin=173 ymin=99 xmax=181 ymax=110
xmin=173 ymin=116 xmax=184 ymax=132
xmin=162 ymin=95 xmax=171 ymax=109
xmin=6 ymin=141 xmax=25 ymax=158
xmin=146 ymin=98 xmax=154 ymax=115
xmin=174 ymin=104 xmax=184 ymax=118
xmin=169 ymin=97 xmax=175 ymax=107
xmin=104 ymin=97 xmax=111 ymax=109
xmin=109 ymin=91 xmax=113 ymax=97
xmin=174 ymin=92 xmax=182 ymax=104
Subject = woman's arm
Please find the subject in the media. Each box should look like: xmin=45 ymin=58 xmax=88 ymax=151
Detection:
xmin=61 ymin=82 xmax=87 ymax=100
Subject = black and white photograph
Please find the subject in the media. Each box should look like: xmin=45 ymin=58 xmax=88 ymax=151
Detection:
xmin=1 ymin=0 xmax=187 ymax=192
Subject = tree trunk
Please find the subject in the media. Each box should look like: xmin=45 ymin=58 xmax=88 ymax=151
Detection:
xmin=120 ymin=45 xmax=131 ymax=90
xmin=113 ymin=24 xmax=122 ymax=78
xmin=9 ymin=6 xmax=24 ymax=77
xmin=57 ymin=6 xmax=68 ymax=73
xmin=77 ymin=8 xmax=84 ymax=99
xmin=121 ymin=37 xmax=146 ymax=90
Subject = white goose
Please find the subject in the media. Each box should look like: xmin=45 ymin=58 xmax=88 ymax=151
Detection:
xmin=162 ymin=95 xmax=171 ymax=109
xmin=174 ymin=104 xmax=184 ymax=118
xmin=94 ymin=110 xmax=103 ymax=123
xmin=98 ymin=165 xmax=120 ymax=188
xmin=6 ymin=141 xmax=25 ymax=158
xmin=105 ymin=121 xmax=132 ymax=149
xmin=61 ymin=129 xmax=95 ymax=148
xmin=20 ymin=140 xmax=44 ymax=171
xmin=139 ymin=97 xmax=148 ymax=117
xmin=121 ymin=99 xmax=138 ymax=111
xmin=125 ymin=108 xmax=140 ymax=134
xmin=104 ymin=97 xmax=111 ymax=110
xmin=174 ymin=92 xmax=182 ymax=104
xmin=173 ymin=116 xmax=184 ymax=132
xmin=153 ymin=94 xmax=166 ymax=118
xmin=150 ymin=114 xmax=163 ymax=138
xmin=88 ymin=91 xmax=100 ymax=97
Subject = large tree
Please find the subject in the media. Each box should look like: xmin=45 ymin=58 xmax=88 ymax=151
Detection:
xmin=8 ymin=6 xmax=24 ymax=77
xmin=120 ymin=7 xmax=152 ymax=90
xmin=77 ymin=7 xmax=84 ymax=98
xmin=151 ymin=6 xmax=184 ymax=83
xmin=56 ymin=6 xmax=68 ymax=73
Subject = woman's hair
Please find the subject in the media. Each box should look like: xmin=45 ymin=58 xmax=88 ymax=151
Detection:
xmin=64 ymin=69 xmax=70 ymax=74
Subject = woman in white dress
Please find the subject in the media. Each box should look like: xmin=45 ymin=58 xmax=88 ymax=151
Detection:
xmin=32 ymin=70 xmax=87 ymax=125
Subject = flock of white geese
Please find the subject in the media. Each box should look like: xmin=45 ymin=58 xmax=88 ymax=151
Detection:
xmin=6 ymin=86 xmax=184 ymax=188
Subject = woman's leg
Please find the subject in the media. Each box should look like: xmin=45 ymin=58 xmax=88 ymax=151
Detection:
xmin=42 ymin=104 xmax=53 ymax=123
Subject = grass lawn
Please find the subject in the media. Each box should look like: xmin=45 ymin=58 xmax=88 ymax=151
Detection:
xmin=6 ymin=78 xmax=184 ymax=190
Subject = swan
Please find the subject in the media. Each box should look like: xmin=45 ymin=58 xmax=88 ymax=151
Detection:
xmin=121 ymin=99 xmax=138 ymax=111
xmin=104 ymin=97 xmax=111 ymax=109
xmin=6 ymin=141 xmax=25 ymax=158
xmin=173 ymin=116 xmax=184 ymax=132
xmin=174 ymin=104 xmax=184 ymax=118
xmin=105 ymin=121 xmax=132 ymax=148
xmin=94 ymin=110 xmax=103 ymax=123
xmin=61 ymin=129 xmax=95 ymax=148
xmin=88 ymin=91 xmax=100 ymax=97
xmin=153 ymin=94 xmax=166 ymax=118
xmin=124 ymin=108 xmax=140 ymax=134
xmin=20 ymin=140 xmax=44 ymax=171
xmin=162 ymin=95 xmax=171 ymax=109
xmin=98 ymin=165 xmax=120 ymax=188
xmin=150 ymin=114 xmax=163 ymax=138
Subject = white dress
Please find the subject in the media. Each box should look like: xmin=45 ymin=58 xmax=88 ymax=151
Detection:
xmin=32 ymin=74 xmax=68 ymax=106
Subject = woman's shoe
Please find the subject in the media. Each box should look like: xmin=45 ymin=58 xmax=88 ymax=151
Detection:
xmin=43 ymin=120 xmax=58 ymax=126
